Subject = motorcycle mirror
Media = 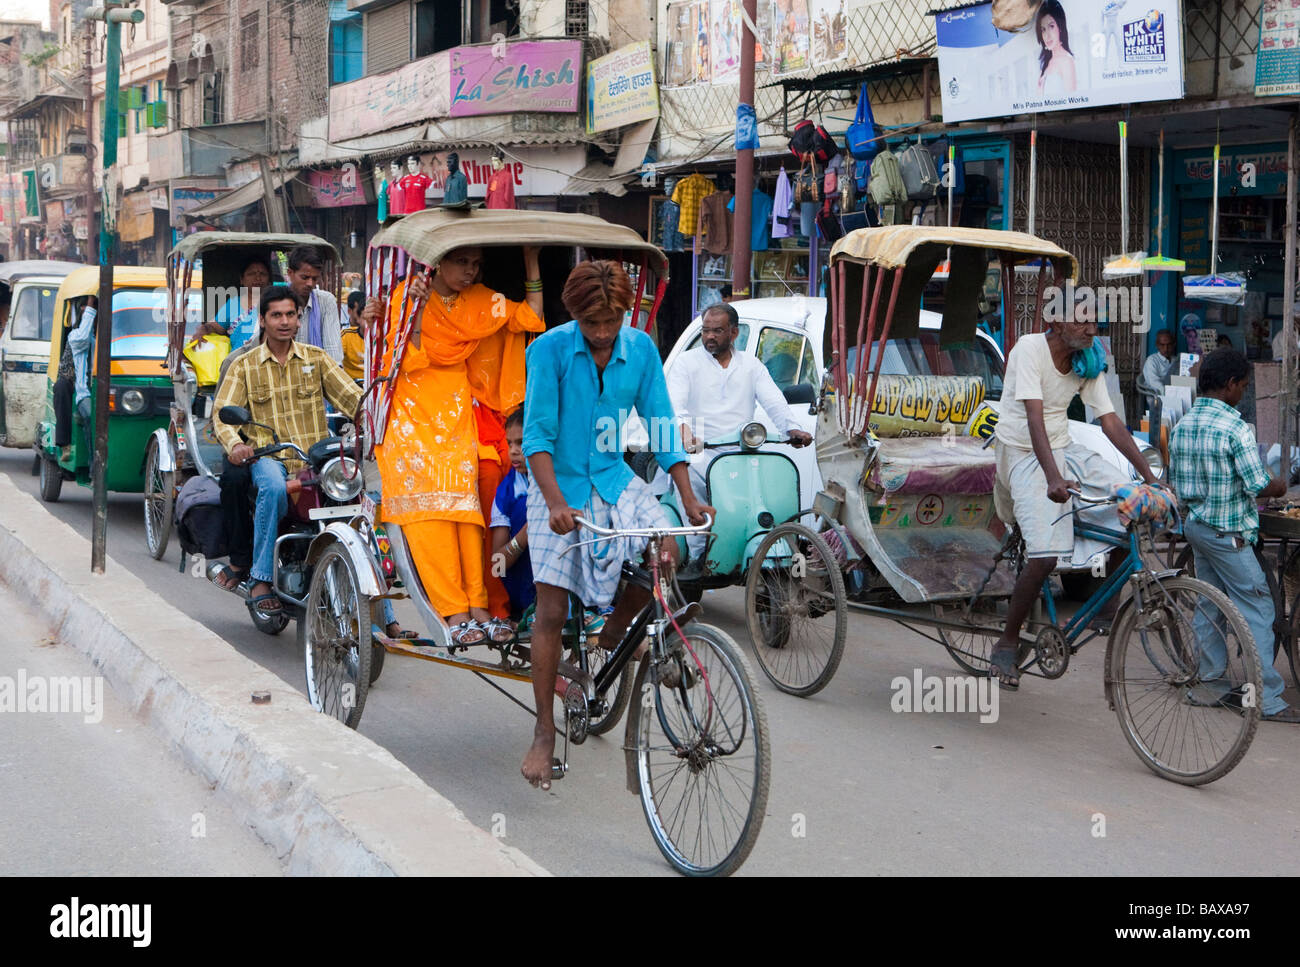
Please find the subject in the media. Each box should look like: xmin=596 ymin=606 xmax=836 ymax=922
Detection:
xmin=782 ymin=383 xmax=816 ymax=405
xmin=218 ymin=405 xmax=252 ymax=426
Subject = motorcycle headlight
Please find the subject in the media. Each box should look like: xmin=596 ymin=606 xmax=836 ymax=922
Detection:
xmin=740 ymin=421 xmax=768 ymax=450
xmin=120 ymin=388 xmax=146 ymax=415
xmin=319 ymin=455 xmax=363 ymax=502
xmin=1139 ymin=444 xmax=1164 ymax=480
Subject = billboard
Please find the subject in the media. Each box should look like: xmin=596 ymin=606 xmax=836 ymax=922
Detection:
xmin=586 ymin=42 xmax=660 ymax=134
xmin=448 ymin=40 xmax=582 ymax=117
xmin=934 ymin=1 xmax=1184 ymax=123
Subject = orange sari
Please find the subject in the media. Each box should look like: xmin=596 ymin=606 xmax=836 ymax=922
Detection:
xmin=376 ymin=282 xmax=542 ymax=616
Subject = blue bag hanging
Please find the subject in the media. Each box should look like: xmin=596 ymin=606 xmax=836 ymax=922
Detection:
xmin=846 ymin=83 xmax=879 ymax=161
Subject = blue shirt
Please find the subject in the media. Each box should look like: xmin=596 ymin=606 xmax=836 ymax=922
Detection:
xmin=67 ymin=305 xmax=96 ymax=405
xmin=523 ymin=321 xmax=688 ymax=508
xmin=215 ymin=297 xmax=258 ymax=349
xmin=728 ymin=190 xmax=774 ymax=252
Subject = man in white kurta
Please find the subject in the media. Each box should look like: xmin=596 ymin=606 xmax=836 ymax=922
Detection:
xmin=665 ymin=302 xmax=812 ymax=560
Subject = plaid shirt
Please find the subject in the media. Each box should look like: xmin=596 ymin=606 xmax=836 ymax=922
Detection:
xmin=671 ymin=172 xmax=715 ymax=237
xmin=213 ymin=340 xmax=363 ymax=472
xmin=1169 ymin=396 xmax=1272 ymax=542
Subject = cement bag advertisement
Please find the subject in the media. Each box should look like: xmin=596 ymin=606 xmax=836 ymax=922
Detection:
xmin=934 ymin=1 xmax=1184 ymax=123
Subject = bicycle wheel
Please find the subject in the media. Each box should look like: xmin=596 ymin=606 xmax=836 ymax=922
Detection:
xmin=744 ymin=522 xmax=847 ymax=697
xmin=1108 ymin=575 xmax=1260 ymax=786
xmin=302 ymin=545 xmax=372 ymax=730
xmin=584 ymin=639 xmax=634 ymax=736
xmin=143 ymin=438 xmax=173 ymax=561
xmin=933 ymin=599 xmax=1006 ymax=675
xmin=635 ymin=623 xmax=770 ymax=877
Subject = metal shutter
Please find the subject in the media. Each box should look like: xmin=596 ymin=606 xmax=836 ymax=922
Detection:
xmin=366 ymin=1 xmax=411 ymax=76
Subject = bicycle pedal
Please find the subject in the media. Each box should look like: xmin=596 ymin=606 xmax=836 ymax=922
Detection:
xmin=550 ymin=757 xmax=567 ymax=780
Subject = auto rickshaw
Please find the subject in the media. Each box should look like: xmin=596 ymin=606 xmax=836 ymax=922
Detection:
xmin=0 ymin=259 xmax=82 ymax=451
xmin=35 ymin=266 xmax=196 ymax=503
xmin=146 ymin=232 xmax=340 ymax=563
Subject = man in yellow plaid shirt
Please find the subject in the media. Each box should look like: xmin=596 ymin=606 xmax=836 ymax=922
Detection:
xmin=212 ymin=285 xmax=362 ymax=615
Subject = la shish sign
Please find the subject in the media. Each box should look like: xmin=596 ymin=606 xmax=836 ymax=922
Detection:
xmin=934 ymin=1 xmax=1184 ymax=123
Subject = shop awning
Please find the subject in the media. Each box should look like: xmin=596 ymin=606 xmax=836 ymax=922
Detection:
xmin=184 ymin=169 xmax=299 ymax=220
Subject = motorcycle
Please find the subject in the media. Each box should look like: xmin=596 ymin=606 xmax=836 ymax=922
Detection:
xmin=207 ymin=404 xmax=371 ymax=637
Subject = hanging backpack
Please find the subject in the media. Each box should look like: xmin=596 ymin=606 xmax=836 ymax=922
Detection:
xmin=812 ymin=124 xmax=838 ymax=165
xmin=788 ymin=119 xmax=817 ymax=157
xmin=868 ymin=150 xmax=908 ymax=227
xmin=845 ymin=83 xmax=879 ymax=161
xmin=794 ymin=154 xmax=821 ymax=204
xmin=898 ymin=140 xmax=940 ymax=201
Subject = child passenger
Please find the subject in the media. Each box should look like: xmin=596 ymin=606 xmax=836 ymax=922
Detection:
xmin=490 ymin=408 xmax=534 ymax=618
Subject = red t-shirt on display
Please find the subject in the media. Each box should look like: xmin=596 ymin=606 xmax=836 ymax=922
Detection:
xmin=485 ymin=169 xmax=516 ymax=209
xmin=398 ymin=173 xmax=431 ymax=213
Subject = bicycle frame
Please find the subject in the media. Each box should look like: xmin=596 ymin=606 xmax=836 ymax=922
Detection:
xmin=1041 ymin=522 xmax=1143 ymax=647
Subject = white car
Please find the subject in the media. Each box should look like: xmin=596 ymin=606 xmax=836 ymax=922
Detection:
xmin=645 ymin=296 xmax=1158 ymax=514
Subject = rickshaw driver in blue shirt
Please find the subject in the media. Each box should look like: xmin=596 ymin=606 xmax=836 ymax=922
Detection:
xmin=521 ymin=260 xmax=713 ymax=790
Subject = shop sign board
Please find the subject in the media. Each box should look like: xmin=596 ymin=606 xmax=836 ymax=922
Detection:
xmin=170 ymin=181 xmax=228 ymax=228
xmin=448 ymin=40 xmax=582 ymax=117
xmin=308 ymin=164 xmax=368 ymax=208
xmin=586 ymin=41 xmax=659 ymax=134
xmin=1256 ymin=2 xmax=1300 ymax=96
xmin=328 ymin=54 xmax=447 ymax=142
xmin=933 ymin=1 xmax=1183 ymax=123
xmin=1175 ymin=143 xmax=1289 ymax=197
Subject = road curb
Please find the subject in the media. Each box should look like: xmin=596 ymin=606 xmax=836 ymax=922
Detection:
xmin=0 ymin=474 xmax=547 ymax=876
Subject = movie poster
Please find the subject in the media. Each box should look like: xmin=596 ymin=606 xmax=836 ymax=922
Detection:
xmin=809 ymin=0 xmax=847 ymax=67
xmin=710 ymin=0 xmax=741 ymax=83
xmin=772 ymin=0 xmax=811 ymax=76
xmin=665 ymin=0 xmax=711 ymax=87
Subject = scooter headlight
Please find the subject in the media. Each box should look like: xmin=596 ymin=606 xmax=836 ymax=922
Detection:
xmin=319 ymin=455 xmax=363 ymax=502
xmin=1139 ymin=444 xmax=1164 ymax=480
xmin=740 ymin=422 xmax=768 ymax=450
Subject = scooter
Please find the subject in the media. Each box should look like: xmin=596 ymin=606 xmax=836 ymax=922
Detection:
xmin=206 ymin=404 xmax=367 ymax=636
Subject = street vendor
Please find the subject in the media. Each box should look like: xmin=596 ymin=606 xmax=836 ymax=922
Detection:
xmin=1168 ymin=348 xmax=1296 ymax=724
xmin=987 ymin=314 xmax=1161 ymax=690
xmin=520 ymin=260 xmax=713 ymax=789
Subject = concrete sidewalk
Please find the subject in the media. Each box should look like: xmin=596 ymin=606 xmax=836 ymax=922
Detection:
xmin=0 ymin=473 xmax=546 ymax=876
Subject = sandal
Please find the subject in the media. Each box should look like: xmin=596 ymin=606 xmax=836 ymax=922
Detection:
xmin=385 ymin=622 xmax=419 ymax=640
xmin=450 ymin=620 xmax=487 ymax=647
xmin=248 ymin=592 xmax=283 ymax=616
xmin=485 ymin=617 xmax=516 ymax=644
xmin=212 ymin=565 xmax=248 ymax=592
xmin=988 ymin=645 xmax=1021 ymax=691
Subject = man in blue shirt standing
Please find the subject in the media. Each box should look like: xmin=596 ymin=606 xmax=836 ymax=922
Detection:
xmin=522 ymin=260 xmax=712 ymax=788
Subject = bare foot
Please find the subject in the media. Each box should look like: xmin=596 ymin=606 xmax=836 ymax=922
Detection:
xmin=521 ymin=728 xmax=556 ymax=791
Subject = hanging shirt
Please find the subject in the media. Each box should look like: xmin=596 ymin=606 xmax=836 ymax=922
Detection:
xmin=772 ymin=168 xmax=794 ymax=239
xmin=661 ymin=200 xmax=685 ymax=252
xmin=443 ymin=170 xmax=469 ymax=205
xmin=728 ymin=190 xmax=774 ymax=252
xmin=485 ymin=167 xmax=516 ymax=209
xmin=698 ymin=191 xmax=733 ymax=255
xmin=377 ymin=178 xmax=389 ymax=223
xmin=671 ymin=173 xmax=714 ymax=237
xmin=387 ymin=173 xmax=406 ymax=215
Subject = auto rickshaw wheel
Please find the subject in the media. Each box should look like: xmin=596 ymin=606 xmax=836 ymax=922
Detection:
xmin=38 ymin=453 xmax=62 ymax=503
xmin=744 ymin=522 xmax=848 ymax=697
xmin=302 ymin=544 xmax=371 ymax=729
xmin=143 ymin=438 xmax=174 ymax=561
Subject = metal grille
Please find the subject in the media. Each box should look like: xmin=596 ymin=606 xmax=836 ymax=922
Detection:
xmin=843 ymin=0 xmax=938 ymax=65
xmin=1185 ymin=0 xmax=1261 ymax=61
xmin=566 ymin=0 xmax=589 ymax=37
xmin=1011 ymin=133 xmax=1151 ymax=418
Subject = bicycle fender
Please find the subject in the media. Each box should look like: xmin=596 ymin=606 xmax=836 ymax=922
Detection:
xmin=306 ymin=523 xmax=386 ymax=598
xmin=623 ymin=655 xmax=649 ymax=797
xmin=1101 ymin=597 xmax=1138 ymax=711
xmin=146 ymin=428 xmax=176 ymax=473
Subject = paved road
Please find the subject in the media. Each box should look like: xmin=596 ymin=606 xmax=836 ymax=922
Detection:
xmin=5 ymin=445 xmax=1300 ymax=876
xmin=0 ymin=581 xmax=284 ymax=875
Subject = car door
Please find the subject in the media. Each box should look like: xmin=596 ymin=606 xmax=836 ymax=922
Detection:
xmin=0 ymin=279 xmax=59 ymax=448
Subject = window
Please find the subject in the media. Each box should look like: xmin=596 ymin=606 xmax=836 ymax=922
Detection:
xmin=471 ymin=0 xmax=518 ymax=43
xmin=755 ymin=327 xmax=809 ymax=390
xmin=847 ymin=333 xmax=1006 ymax=402
xmin=241 ymin=12 xmax=260 ymax=72
xmin=329 ymin=1 xmax=364 ymax=84
xmin=415 ymin=0 xmax=460 ymax=58
xmin=202 ymin=73 xmax=224 ymax=125
xmin=8 ymin=285 xmax=58 ymax=342
xmin=566 ymin=0 xmax=589 ymax=37
xmin=366 ymin=1 xmax=413 ymax=76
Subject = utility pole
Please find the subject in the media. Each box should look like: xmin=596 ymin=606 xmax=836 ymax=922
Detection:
xmin=261 ymin=0 xmax=289 ymax=233
xmin=732 ymin=0 xmax=757 ymax=300
xmin=82 ymin=22 xmax=95 ymax=263
xmin=86 ymin=1 xmax=143 ymax=575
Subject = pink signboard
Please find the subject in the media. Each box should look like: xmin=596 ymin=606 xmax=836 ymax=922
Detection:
xmin=449 ymin=40 xmax=582 ymax=117
xmin=308 ymin=164 xmax=367 ymax=208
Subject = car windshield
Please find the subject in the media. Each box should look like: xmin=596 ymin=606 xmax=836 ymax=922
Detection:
xmin=109 ymin=288 xmax=200 ymax=358
xmin=8 ymin=284 xmax=59 ymax=341
xmin=845 ymin=333 xmax=1005 ymax=401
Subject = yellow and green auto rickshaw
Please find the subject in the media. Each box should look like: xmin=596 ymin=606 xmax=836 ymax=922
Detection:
xmin=34 ymin=265 xmax=200 ymax=502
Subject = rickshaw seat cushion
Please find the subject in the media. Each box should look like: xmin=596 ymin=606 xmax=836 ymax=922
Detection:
xmin=867 ymin=436 xmax=995 ymax=496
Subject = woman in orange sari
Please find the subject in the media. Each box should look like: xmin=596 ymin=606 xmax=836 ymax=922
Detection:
xmin=372 ymin=246 xmax=544 ymax=645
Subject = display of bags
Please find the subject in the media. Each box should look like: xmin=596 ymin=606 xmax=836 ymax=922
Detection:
xmin=898 ymin=141 xmax=940 ymax=200
xmin=927 ymin=138 xmax=965 ymax=195
xmin=867 ymin=151 xmax=907 ymax=207
xmin=846 ymin=83 xmax=879 ymax=160
xmin=789 ymin=118 xmax=838 ymax=165
xmin=794 ymin=154 xmax=820 ymax=204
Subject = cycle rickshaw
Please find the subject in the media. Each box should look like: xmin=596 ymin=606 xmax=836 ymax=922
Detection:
xmin=297 ymin=208 xmax=770 ymax=876
xmin=744 ymin=225 xmax=1263 ymax=786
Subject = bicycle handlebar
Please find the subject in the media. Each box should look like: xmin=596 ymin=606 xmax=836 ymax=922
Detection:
xmin=572 ymin=512 xmax=714 ymax=538
xmin=1067 ymin=488 xmax=1117 ymax=505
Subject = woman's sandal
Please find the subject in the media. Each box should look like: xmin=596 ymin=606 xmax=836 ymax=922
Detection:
xmin=988 ymin=645 xmax=1021 ymax=691
xmin=450 ymin=621 xmax=487 ymax=647
xmin=484 ymin=617 xmax=516 ymax=645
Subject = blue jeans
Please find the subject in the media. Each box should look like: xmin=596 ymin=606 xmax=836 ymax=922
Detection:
xmin=1184 ymin=518 xmax=1287 ymax=715
xmin=250 ymin=458 xmax=289 ymax=584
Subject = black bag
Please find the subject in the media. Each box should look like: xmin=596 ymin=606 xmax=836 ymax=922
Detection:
xmin=789 ymin=119 xmax=838 ymax=165
xmin=816 ymin=206 xmax=843 ymax=243
xmin=793 ymin=154 xmax=820 ymax=204
xmin=177 ymin=503 xmax=229 ymax=559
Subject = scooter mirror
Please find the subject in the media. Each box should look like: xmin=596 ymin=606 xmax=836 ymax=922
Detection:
xmin=218 ymin=405 xmax=252 ymax=426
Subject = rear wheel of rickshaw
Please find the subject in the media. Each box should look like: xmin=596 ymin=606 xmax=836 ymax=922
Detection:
xmin=932 ymin=600 xmax=1008 ymax=675
xmin=38 ymin=453 xmax=61 ymax=502
xmin=143 ymin=438 xmax=174 ymax=561
xmin=302 ymin=544 xmax=371 ymax=729
xmin=1109 ymin=575 xmax=1260 ymax=785
xmin=633 ymin=623 xmax=769 ymax=877
xmin=744 ymin=522 xmax=847 ymax=697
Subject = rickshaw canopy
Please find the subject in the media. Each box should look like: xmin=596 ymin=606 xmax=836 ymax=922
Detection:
xmin=368 ymin=208 xmax=669 ymax=278
xmin=829 ymin=226 xmax=1078 ymax=278
xmin=0 ymin=260 xmax=83 ymax=285
xmin=167 ymin=231 xmax=339 ymax=266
